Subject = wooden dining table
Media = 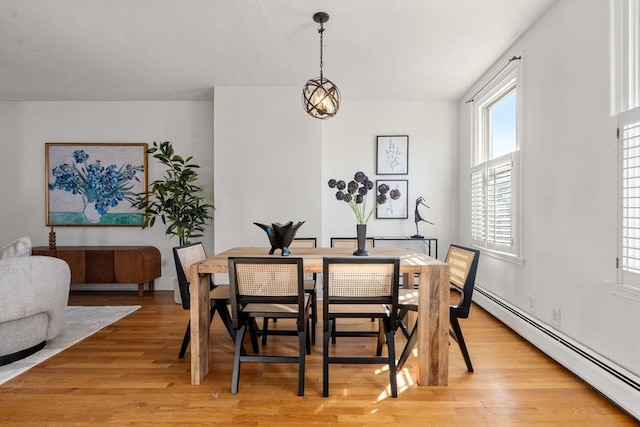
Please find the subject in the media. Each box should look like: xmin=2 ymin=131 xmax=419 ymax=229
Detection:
xmin=188 ymin=246 xmax=450 ymax=386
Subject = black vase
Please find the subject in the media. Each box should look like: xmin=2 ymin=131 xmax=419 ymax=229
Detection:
xmin=353 ymin=224 xmax=369 ymax=256
xmin=254 ymin=221 xmax=305 ymax=256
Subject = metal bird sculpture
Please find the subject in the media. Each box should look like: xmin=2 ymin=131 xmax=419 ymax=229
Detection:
xmin=411 ymin=197 xmax=434 ymax=238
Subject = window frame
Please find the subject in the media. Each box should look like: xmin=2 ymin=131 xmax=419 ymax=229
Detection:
xmin=614 ymin=0 xmax=640 ymax=113
xmin=618 ymin=106 xmax=640 ymax=288
xmin=470 ymin=62 xmax=523 ymax=263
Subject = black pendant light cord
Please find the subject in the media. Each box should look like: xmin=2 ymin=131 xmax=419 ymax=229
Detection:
xmin=318 ymin=22 xmax=324 ymax=81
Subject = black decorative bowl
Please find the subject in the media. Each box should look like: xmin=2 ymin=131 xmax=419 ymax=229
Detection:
xmin=254 ymin=221 xmax=305 ymax=256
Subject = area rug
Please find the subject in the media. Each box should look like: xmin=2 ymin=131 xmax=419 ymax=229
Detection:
xmin=0 ymin=305 xmax=140 ymax=385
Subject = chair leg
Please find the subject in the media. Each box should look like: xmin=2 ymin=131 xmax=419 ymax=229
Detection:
xmin=215 ymin=303 xmax=247 ymax=356
xmin=306 ymin=318 xmax=312 ymax=355
xmin=178 ymin=321 xmax=190 ymax=359
xmin=450 ymin=317 xmax=473 ymax=373
xmin=376 ymin=319 xmax=384 ymax=356
xmin=323 ymin=319 xmax=333 ymax=397
xmin=216 ymin=303 xmax=235 ymax=341
xmin=311 ymin=291 xmax=317 ymax=345
xmin=297 ymin=329 xmax=306 ymax=396
xmin=396 ymin=322 xmax=418 ymax=371
xmin=397 ymin=308 xmax=411 ymax=339
xmin=262 ymin=318 xmax=270 ymax=346
xmin=331 ymin=319 xmax=337 ymax=344
xmin=178 ymin=306 xmax=216 ymax=359
xmin=385 ymin=324 xmax=398 ymax=398
xmin=231 ymin=323 xmax=248 ymax=394
xmin=248 ymin=319 xmax=260 ymax=354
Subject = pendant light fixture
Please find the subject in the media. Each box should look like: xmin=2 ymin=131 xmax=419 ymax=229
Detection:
xmin=302 ymin=12 xmax=340 ymax=119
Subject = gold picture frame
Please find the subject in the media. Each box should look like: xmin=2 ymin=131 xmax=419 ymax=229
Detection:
xmin=45 ymin=142 xmax=148 ymax=226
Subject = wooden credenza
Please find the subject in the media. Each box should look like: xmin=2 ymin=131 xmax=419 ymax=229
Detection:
xmin=32 ymin=246 xmax=161 ymax=297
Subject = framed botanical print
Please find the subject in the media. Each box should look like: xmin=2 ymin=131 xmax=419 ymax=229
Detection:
xmin=376 ymin=179 xmax=408 ymax=219
xmin=46 ymin=142 xmax=148 ymax=226
xmin=376 ymin=135 xmax=408 ymax=175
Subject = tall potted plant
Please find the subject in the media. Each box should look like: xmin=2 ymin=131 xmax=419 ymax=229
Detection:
xmin=133 ymin=141 xmax=215 ymax=303
xmin=133 ymin=141 xmax=215 ymax=245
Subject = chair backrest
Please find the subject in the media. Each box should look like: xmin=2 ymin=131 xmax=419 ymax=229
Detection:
xmin=173 ymin=242 xmax=208 ymax=310
xmin=289 ymin=237 xmax=317 ymax=249
xmin=322 ymin=257 xmax=400 ymax=324
xmin=228 ymin=257 xmax=306 ymax=330
xmin=446 ymin=244 xmax=480 ymax=318
xmin=289 ymin=238 xmax=317 ymax=280
xmin=330 ymin=237 xmax=375 ymax=249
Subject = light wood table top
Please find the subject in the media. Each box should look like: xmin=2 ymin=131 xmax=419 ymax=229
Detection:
xmin=188 ymin=246 xmax=450 ymax=387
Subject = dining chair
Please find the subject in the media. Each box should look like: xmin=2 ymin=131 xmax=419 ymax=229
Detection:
xmin=330 ymin=237 xmax=375 ymax=250
xmin=322 ymin=257 xmax=400 ymax=398
xmin=228 ymin=256 xmax=311 ymax=396
xmin=261 ymin=237 xmax=319 ymax=345
xmin=173 ymin=242 xmax=235 ymax=359
xmin=395 ymin=244 xmax=480 ymax=372
xmin=329 ymin=237 xmax=377 ymax=343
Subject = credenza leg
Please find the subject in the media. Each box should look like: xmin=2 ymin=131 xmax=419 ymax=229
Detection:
xmin=137 ymin=283 xmax=144 ymax=297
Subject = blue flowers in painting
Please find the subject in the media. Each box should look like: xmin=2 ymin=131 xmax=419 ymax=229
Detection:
xmin=49 ymin=149 xmax=144 ymax=216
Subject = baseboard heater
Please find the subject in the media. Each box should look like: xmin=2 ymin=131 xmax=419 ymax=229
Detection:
xmin=473 ymin=285 xmax=640 ymax=419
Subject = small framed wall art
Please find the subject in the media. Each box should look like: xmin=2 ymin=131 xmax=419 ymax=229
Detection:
xmin=376 ymin=135 xmax=408 ymax=175
xmin=46 ymin=142 xmax=148 ymax=226
xmin=376 ymin=179 xmax=408 ymax=219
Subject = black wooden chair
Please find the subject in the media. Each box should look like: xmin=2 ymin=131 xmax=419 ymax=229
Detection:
xmin=330 ymin=237 xmax=375 ymax=250
xmin=396 ymin=244 xmax=480 ymax=372
xmin=261 ymin=237 xmax=318 ymax=345
xmin=322 ymin=257 xmax=400 ymax=398
xmin=329 ymin=237 xmax=377 ymax=342
xmin=173 ymin=242 xmax=235 ymax=358
xmin=228 ymin=257 xmax=311 ymax=396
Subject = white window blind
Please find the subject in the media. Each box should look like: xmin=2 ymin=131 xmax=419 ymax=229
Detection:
xmin=471 ymin=152 xmax=517 ymax=251
xmin=620 ymin=107 xmax=640 ymax=279
xmin=471 ymin=169 xmax=485 ymax=242
xmin=487 ymin=159 xmax=513 ymax=246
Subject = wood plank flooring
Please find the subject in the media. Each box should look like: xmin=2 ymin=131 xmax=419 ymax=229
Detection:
xmin=0 ymin=290 xmax=636 ymax=426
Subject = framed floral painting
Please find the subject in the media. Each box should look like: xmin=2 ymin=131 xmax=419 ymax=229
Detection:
xmin=376 ymin=135 xmax=408 ymax=175
xmin=376 ymin=179 xmax=408 ymax=219
xmin=46 ymin=143 xmax=148 ymax=226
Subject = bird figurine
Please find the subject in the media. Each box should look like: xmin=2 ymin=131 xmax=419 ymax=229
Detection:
xmin=411 ymin=197 xmax=434 ymax=238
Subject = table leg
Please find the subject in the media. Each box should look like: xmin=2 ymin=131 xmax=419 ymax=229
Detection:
xmin=190 ymin=266 xmax=211 ymax=385
xmin=416 ymin=263 xmax=450 ymax=385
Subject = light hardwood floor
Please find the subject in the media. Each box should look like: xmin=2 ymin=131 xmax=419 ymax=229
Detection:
xmin=0 ymin=290 xmax=636 ymax=426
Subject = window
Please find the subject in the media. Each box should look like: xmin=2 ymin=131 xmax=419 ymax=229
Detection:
xmin=619 ymin=107 xmax=640 ymax=285
xmin=616 ymin=0 xmax=640 ymax=288
xmin=615 ymin=0 xmax=639 ymax=112
xmin=471 ymin=65 xmax=521 ymax=259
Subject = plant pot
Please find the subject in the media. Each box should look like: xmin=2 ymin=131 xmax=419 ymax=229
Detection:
xmin=353 ymin=224 xmax=369 ymax=256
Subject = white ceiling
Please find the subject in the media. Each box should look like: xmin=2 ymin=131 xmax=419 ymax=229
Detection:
xmin=0 ymin=0 xmax=555 ymax=102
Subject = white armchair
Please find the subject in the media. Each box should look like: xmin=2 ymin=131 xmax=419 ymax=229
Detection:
xmin=0 ymin=256 xmax=71 ymax=365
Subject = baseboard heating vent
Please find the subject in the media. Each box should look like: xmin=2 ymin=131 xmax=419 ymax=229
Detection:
xmin=474 ymin=286 xmax=640 ymax=392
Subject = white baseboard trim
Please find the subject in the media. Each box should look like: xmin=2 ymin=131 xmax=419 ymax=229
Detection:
xmin=473 ymin=285 xmax=640 ymax=421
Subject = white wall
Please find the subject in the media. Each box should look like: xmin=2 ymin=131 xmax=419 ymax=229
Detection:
xmin=213 ymin=87 xmax=322 ymax=253
xmin=322 ymin=100 xmax=458 ymax=252
xmin=0 ymin=101 xmax=215 ymax=291
xmin=213 ymin=88 xmax=458 ymax=257
xmin=457 ymin=0 xmax=639 ymax=377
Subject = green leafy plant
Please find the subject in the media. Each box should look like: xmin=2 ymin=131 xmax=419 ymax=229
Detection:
xmin=132 ymin=141 xmax=214 ymax=245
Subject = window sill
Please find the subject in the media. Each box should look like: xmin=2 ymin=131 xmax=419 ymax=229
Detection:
xmin=603 ymin=280 xmax=640 ymax=301
xmin=473 ymin=246 xmax=525 ymax=266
